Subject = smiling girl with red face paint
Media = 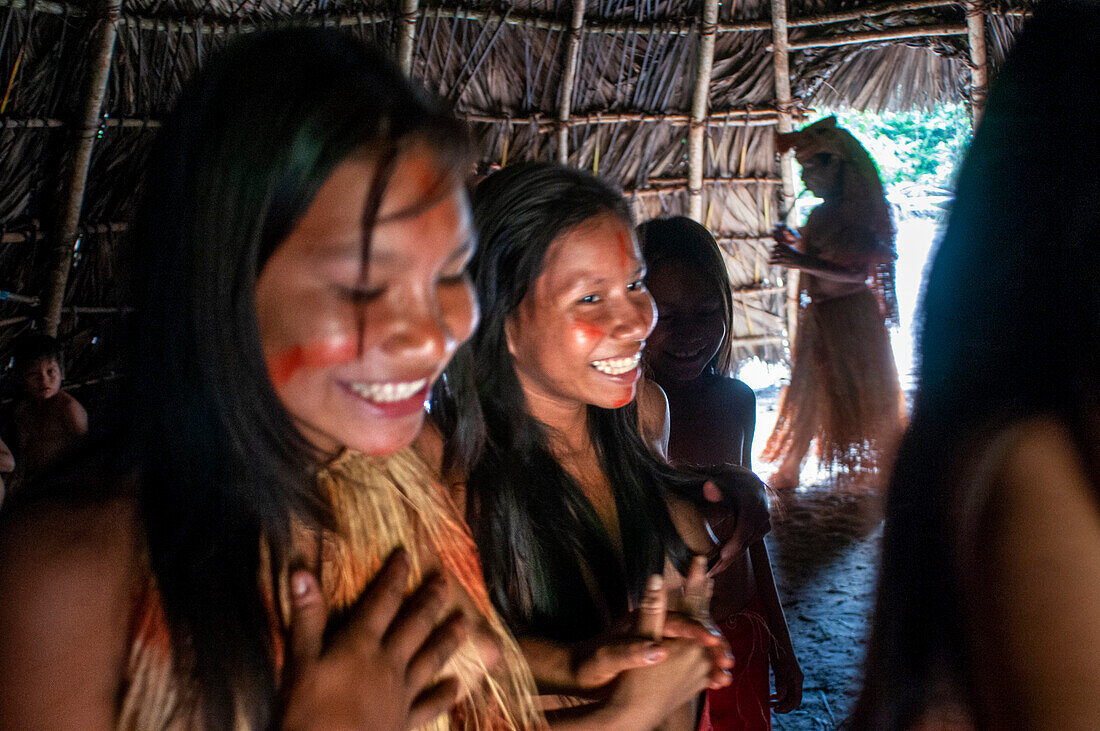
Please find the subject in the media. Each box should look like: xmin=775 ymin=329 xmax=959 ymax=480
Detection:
xmin=0 ymin=30 xmax=542 ymax=731
xmin=432 ymin=162 xmax=760 ymax=730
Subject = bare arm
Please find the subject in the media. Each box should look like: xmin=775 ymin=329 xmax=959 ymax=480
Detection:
xmin=0 ymin=499 xmax=138 ymax=729
xmin=769 ymin=243 xmax=874 ymax=284
xmin=749 ymin=541 xmax=802 ymax=712
xmin=967 ymin=419 xmax=1100 ymax=727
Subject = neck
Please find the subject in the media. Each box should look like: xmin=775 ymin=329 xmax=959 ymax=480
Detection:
xmin=517 ymin=380 xmax=590 ymax=455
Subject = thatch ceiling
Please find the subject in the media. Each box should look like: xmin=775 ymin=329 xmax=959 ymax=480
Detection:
xmin=0 ymin=0 xmax=1036 ymax=405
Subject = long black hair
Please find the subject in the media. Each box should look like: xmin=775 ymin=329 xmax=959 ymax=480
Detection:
xmin=433 ymin=162 xmax=698 ymax=642
xmin=121 ymin=28 xmax=470 ymax=727
xmin=851 ymin=2 xmax=1100 ymax=727
xmin=637 ymin=216 xmax=735 ymax=376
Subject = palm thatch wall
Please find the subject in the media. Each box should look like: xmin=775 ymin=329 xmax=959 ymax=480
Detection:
xmin=0 ymin=0 xmax=1036 ymax=405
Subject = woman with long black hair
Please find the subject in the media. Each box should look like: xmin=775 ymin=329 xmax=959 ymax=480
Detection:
xmin=434 ymin=162 xmax=749 ymax=729
xmin=0 ymin=29 xmax=542 ymax=730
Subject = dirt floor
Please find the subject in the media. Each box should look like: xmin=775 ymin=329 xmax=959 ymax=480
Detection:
xmin=753 ymin=389 xmax=886 ymax=730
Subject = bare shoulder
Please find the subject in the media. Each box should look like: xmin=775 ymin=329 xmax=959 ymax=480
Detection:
xmin=636 ymin=378 xmax=671 ymax=460
xmin=0 ymin=494 xmax=142 ymax=727
xmin=57 ymin=391 xmax=89 ymax=430
xmin=968 ymin=417 xmax=1100 ymax=725
xmin=704 ymin=376 xmax=755 ymax=411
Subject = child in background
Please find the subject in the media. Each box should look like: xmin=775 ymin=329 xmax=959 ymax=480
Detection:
xmin=10 ymin=334 xmax=87 ymax=487
xmin=640 ymin=216 xmax=803 ymax=729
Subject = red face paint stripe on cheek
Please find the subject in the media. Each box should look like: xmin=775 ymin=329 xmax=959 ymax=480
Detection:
xmin=267 ymin=341 xmax=358 ymax=388
xmin=572 ymin=319 xmax=604 ymax=348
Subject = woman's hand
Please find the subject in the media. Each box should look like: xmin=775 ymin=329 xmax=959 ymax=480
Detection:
xmin=701 ymin=471 xmax=771 ymax=577
xmin=769 ymin=242 xmax=803 ymax=268
xmin=772 ymin=224 xmax=800 ymax=247
xmin=770 ymin=649 xmax=804 ymax=713
xmin=280 ymin=549 xmax=467 ymax=731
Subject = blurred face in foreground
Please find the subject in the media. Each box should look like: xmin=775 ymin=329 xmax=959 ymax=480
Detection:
xmin=255 ymin=146 xmax=478 ymax=455
xmin=506 ymin=213 xmax=656 ymax=417
xmin=646 ymin=259 xmax=726 ymax=383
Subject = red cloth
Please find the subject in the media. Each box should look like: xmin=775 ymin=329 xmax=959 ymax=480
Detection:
xmin=700 ymin=595 xmax=772 ymax=730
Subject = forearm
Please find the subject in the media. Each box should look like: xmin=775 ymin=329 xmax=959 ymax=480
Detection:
xmin=748 ymin=541 xmax=795 ymax=658
xmin=785 ymin=254 xmax=869 ymax=283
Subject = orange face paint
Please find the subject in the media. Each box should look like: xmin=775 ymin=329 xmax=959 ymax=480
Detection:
xmin=617 ymin=231 xmax=632 ymax=271
xmin=571 ymin=319 xmax=604 ymax=349
xmin=267 ymin=340 xmax=358 ymax=388
xmin=612 ymin=391 xmax=634 ymax=409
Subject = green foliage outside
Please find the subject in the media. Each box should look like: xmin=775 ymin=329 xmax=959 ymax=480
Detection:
xmin=790 ymin=104 xmax=973 ymax=222
xmin=802 ymin=104 xmax=973 ymax=190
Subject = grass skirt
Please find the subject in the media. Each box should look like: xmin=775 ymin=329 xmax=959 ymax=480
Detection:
xmin=763 ymin=289 xmax=905 ymax=487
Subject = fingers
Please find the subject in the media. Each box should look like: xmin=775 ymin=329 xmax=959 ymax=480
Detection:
xmin=635 ymin=574 xmax=667 ymax=640
xmin=681 ymin=556 xmax=712 ymax=620
xmin=384 ymin=573 xmax=452 ymax=665
xmin=702 ymin=480 xmax=722 ymax=503
xmin=591 ymin=637 xmax=669 ymax=678
xmin=407 ymin=677 xmax=462 ymax=728
xmin=285 ymin=570 xmax=326 ymax=684
xmin=349 ymin=548 xmax=413 ymax=640
xmin=405 ymin=610 xmax=467 ymax=692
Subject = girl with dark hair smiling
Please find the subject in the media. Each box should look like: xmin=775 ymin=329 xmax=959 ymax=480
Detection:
xmin=640 ymin=216 xmax=802 ymax=729
xmin=0 ymin=29 xmax=542 ymax=730
xmin=433 ymin=162 xmax=762 ymax=729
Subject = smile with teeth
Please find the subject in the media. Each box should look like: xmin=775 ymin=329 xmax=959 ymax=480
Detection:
xmin=348 ymin=378 xmax=428 ymax=403
xmin=591 ymin=352 xmax=642 ymax=375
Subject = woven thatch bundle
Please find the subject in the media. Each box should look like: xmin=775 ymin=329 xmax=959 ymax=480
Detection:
xmin=0 ymin=0 xmax=1035 ymax=406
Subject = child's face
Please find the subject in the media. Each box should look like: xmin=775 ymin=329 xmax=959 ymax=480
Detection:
xmin=254 ymin=147 xmax=478 ymax=455
xmin=506 ymin=214 xmax=656 ymax=413
xmin=646 ymin=259 xmax=726 ymax=382
xmin=22 ymin=357 xmax=62 ymax=400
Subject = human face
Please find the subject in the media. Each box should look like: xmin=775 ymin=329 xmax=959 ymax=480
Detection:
xmin=506 ymin=214 xmax=656 ymax=418
xmin=22 ymin=357 xmax=62 ymax=401
xmin=646 ymin=259 xmax=726 ymax=383
xmin=255 ymin=147 xmax=478 ymax=455
xmin=798 ymin=152 xmax=842 ymax=197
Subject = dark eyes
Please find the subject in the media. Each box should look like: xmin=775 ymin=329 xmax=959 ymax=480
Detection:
xmin=580 ymin=280 xmax=647 ymax=304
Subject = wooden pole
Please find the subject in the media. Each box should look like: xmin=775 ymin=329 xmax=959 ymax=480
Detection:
xmin=554 ymin=0 xmax=589 ymax=163
xmin=42 ymin=0 xmax=122 ymax=336
xmin=555 ymin=0 xmax=586 ymax=164
xmin=687 ymin=0 xmax=719 ymax=222
xmin=395 ymin=0 xmax=420 ymax=76
xmin=770 ymin=0 xmax=800 ymax=348
xmin=965 ymin=0 xmax=988 ymax=126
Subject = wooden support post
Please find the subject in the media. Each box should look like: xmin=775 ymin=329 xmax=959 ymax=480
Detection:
xmin=395 ymin=0 xmax=420 ymax=76
xmin=687 ymin=0 xmax=719 ymax=222
xmin=770 ymin=0 xmax=800 ymax=348
xmin=42 ymin=0 xmax=122 ymax=336
xmin=965 ymin=0 xmax=989 ymax=126
xmin=555 ymin=0 xmax=586 ymax=164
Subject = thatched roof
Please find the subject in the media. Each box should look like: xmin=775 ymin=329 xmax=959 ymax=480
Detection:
xmin=0 ymin=0 xmax=1036 ymax=405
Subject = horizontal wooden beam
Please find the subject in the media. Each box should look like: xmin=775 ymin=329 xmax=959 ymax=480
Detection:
xmin=782 ymin=23 xmax=967 ymax=51
xmin=461 ymin=108 xmax=785 ymax=129
xmin=1 ymin=221 xmax=128 ymax=244
xmin=729 ymin=333 xmax=785 ymax=346
xmin=628 ymin=176 xmax=781 ymax=197
xmin=0 ymin=117 xmax=162 ymax=130
xmin=1 ymin=0 xmax=980 ymax=40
